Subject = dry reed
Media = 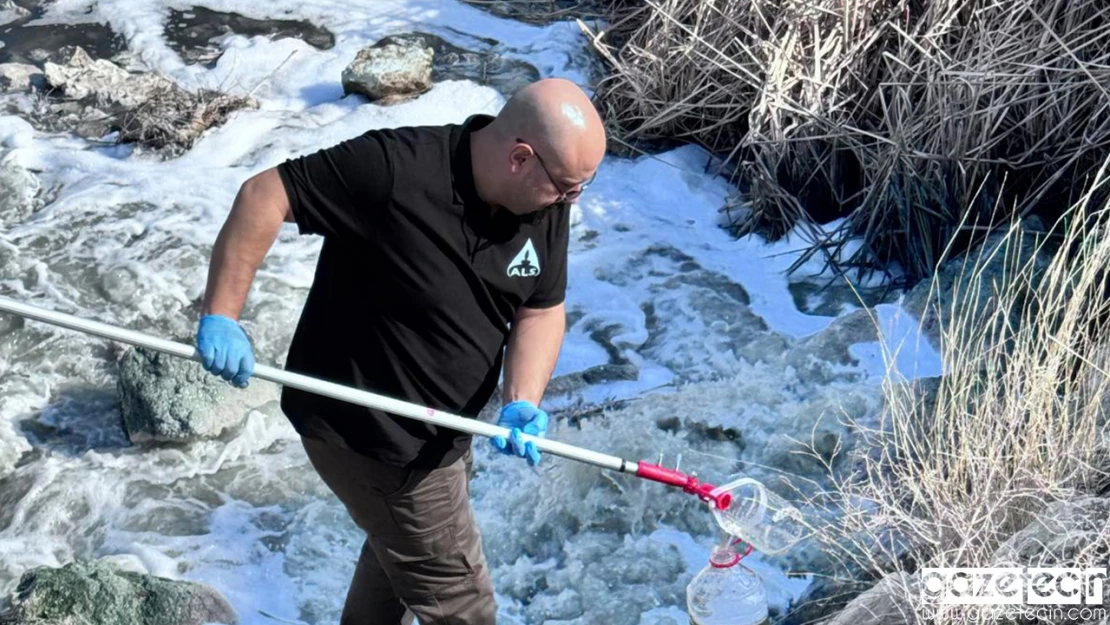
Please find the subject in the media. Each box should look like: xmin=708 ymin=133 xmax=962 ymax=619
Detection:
xmin=791 ymin=164 xmax=1110 ymax=623
xmin=588 ymin=0 xmax=1110 ymax=282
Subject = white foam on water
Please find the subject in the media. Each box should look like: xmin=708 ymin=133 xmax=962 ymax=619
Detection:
xmin=0 ymin=1 xmax=941 ymax=623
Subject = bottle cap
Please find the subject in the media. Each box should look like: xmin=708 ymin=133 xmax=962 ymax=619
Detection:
xmin=708 ymin=545 xmax=741 ymax=568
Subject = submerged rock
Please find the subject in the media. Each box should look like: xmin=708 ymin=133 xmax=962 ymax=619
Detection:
xmin=0 ymin=558 xmax=237 ymax=625
xmin=117 ymin=345 xmax=269 ymax=443
xmin=342 ymin=39 xmax=434 ymax=103
xmin=0 ymin=62 xmax=43 ymax=92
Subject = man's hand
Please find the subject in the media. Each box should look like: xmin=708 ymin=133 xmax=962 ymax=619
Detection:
xmin=196 ymin=314 xmax=255 ymax=388
xmin=491 ymin=400 xmax=548 ymax=466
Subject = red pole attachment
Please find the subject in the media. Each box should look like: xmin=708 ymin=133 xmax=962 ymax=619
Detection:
xmin=635 ymin=461 xmax=732 ymax=510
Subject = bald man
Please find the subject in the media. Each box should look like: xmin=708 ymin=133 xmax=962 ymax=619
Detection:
xmin=195 ymin=78 xmax=606 ymax=625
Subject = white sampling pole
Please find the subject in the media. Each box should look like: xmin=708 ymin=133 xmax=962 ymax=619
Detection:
xmin=0 ymin=295 xmax=732 ymax=510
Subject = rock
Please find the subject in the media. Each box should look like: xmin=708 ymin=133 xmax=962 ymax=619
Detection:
xmin=902 ymin=224 xmax=1055 ymax=350
xmin=792 ymin=309 xmax=878 ymax=364
xmin=819 ymin=571 xmax=919 ymax=625
xmin=342 ymin=39 xmax=434 ymax=103
xmin=0 ymin=558 xmax=237 ymax=625
xmin=43 ymin=46 xmax=176 ymax=107
xmin=788 ymin=575 xmax=874 ymax=625
xmin=0 ymin=63 xmax=44 ymax=92
xmin=96 ymin=554 xmax=149 ymax=575
xmin=0 ymin=0 xmax=29 ymax=28
xmin=117 ymin=345 xmax=269 ymax=443
xmin=27 ymin=46 xmax=256 ymax=154
xmin=991 ymin=497 xmax=1110 ymax=569
xmin=786 ymin=308 xmax=879 ymax=384
xmin=545 ymin=362 xmax=640 ymax=397
xmin=841 ymin=376 xmax=941 ymax=489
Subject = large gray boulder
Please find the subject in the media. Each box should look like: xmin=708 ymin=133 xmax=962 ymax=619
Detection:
xmin=902 ymin=219 xmax=1055 ymax=350
xmin=117 ymin=345 xmax=270 ymax=443
xmin=342 ymin=39 xmax=434 ymax=103
xmin=992 ymin=496 xmax=1110 ymax=569
xmin=0 ymin=559 xmax=237 ymax=625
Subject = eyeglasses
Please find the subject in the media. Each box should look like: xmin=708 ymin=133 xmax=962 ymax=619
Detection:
xmin=517 ymin=137 xmax=596 ymax=203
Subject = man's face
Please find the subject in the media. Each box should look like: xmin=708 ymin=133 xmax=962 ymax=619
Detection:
xmin=504 ymin=139 xmax=596 ymax=215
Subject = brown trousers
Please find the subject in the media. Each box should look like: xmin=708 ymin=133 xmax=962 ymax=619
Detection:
xmin=301 ymin=437 xmax=497 ymax=625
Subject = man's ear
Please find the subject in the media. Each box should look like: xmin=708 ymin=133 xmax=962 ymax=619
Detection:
xmin=509 ymin=144 xmax=531 ymax=173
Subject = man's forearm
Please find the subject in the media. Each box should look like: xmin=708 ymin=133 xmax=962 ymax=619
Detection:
xmin=201 ymin=169 xmax=291 ymax=319
xmin=502 ymin=303 xmax=566 ymax=405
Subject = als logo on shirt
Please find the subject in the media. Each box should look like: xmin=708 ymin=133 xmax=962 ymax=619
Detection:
xmin=507 ymin=238 xmax=541 ymax=278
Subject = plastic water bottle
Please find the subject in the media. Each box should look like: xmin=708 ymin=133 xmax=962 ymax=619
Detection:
xmin=686 ymin=541 xmax=769 ymax=625
xmin=709 ymin=476 xmax=811 ymax=555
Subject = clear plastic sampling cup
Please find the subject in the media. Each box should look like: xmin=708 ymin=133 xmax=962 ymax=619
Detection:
xmin=709 ymin=477 xmax=812 ymax=555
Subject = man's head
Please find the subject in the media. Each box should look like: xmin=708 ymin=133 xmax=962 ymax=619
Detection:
xmin=472 ymin=78 xmax=606 ymax=216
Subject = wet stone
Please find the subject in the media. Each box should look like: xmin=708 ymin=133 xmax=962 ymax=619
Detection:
xmin=0 ymin=558 xmax=238 ymax=625
xmin=342 ymin=39 xmax=433 ymax=103
xmin=164 ymin=6 xmax=335 ymax=68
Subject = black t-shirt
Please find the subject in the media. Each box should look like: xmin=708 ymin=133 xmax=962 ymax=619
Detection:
xmin=275 ymin=114 xmax=569 ymax=469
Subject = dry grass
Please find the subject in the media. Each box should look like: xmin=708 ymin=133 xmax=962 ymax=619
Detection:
xmin=793 ymin=166 xmax=1110 ymax=622
xmin=118 ymin=85 xmax=257 ymax=157
xmin=588 ymin=0 xmax=1110 ymax=282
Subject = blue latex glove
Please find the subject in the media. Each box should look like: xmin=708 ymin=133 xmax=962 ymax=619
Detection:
xmin=490 ymin=400 xmax=548 ymax=466
xmin=196 ymin=314 xmax=255 ymax=388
